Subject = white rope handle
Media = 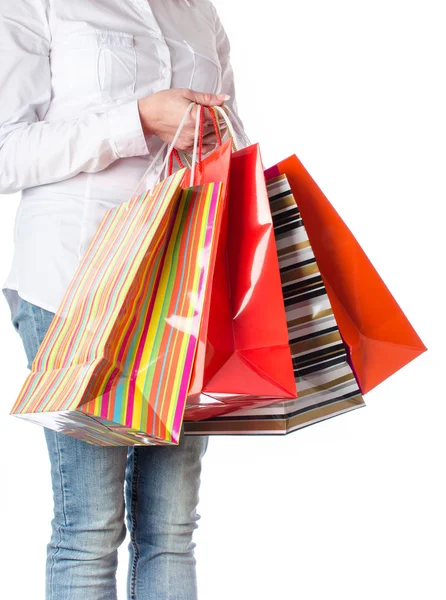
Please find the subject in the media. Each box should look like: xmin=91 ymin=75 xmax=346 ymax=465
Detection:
xmin=131 ymin=139 xmax=168 ymax=199
xmin=129 ymin=102 xmax=251 ymax=200
xmin=212 ymin=105 xmax=241 ymax=151
xmin=178 ymin=104 xmax=252 ymax=168
xmin=190 ymin=104 xmax=202 ymax=186
xmin=130 ymin=102 xmax=196 ymax=198
xmin=159 ymin=101 xmax=195 ymax=182
xmin=220 ymin=104 xmax=252 ymax=147
xmin=161 ymin=104 xmax=202 ymax=185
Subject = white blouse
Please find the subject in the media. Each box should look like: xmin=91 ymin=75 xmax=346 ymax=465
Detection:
xmin=0 ymin=0 xmax=240 ymax=322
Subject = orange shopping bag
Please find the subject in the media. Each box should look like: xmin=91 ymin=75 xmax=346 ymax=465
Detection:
xmin=264 ymin=157 xmax=427 ymax=395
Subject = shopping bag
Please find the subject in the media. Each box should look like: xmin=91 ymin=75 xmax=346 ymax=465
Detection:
xmin=183 ymin=146 xmax=427 ymax=436
xmin=267 ymin=156 xmax=427 ymax=394
xmin=183 ymin=172 xmax=365 ymax=435
xmin=10 ymin=135 xmax=230 ymax=446
xmin=154 ymin=105 xmax=297 ymax=422
xmin=182 ymin=140 xmax=297 ymax=421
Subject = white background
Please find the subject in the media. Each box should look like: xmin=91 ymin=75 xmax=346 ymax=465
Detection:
xmin=0 ymin=1 xmax=444 ymax=598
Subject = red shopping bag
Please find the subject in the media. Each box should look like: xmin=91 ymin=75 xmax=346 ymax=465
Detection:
xmin=182 ymin=142 xmax=297 ymax=420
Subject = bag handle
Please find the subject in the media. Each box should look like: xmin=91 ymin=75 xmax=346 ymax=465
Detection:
xmin=220 ymin=104 xmax=251 ymax=147
xmin=213 ymin=105 xmax=251 ymax=148
xmin=197 ymin=106 xmax=223 ymax=167
xmin=177 ymin=107 xmax=230 ymax=169
xmin=130 ymin=101 xmax=251 ymax=199
xmin=163 ymin=103 xmax=203 ymax=185
xmin=177 ymin=104 xmax=251 ymax=169
xmin=168 ymin=148 xmax=186 ymax=174
xmin=189 ymin=103 xmax=203 ymax=185
xmin=130 ymin=101 xmax=197 ymax=199
xmin=167 ymin=105 xmax=224 ymax=178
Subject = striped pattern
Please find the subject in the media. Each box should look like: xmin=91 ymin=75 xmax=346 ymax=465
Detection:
xmin=10 ymin=170 xmax=224 ymax=446
xmin=183 ymin=173 xmax=365 ymax=436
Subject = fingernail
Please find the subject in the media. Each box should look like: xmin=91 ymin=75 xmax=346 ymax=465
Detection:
xmin=218 ymin=94 xmax=231 ymax=101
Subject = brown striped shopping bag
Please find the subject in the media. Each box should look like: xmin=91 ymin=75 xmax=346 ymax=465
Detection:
xmin=183 ymin=172 xmax=365 ymax=435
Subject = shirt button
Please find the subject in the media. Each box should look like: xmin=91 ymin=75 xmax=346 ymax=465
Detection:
xmin=161 ymin=67 xmax=170 ymax=77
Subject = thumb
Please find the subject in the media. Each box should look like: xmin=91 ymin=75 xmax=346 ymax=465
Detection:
xmin=184 ymin=89 xmax=230 ymax=107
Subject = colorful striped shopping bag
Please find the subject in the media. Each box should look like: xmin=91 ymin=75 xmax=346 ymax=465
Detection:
xmin=10 ymin=167 xmax=226 ymax=446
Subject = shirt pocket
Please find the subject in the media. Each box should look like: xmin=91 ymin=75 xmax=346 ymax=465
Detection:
xmin=51 ymin=29 xmax=137 ymax=102
xmin=96 ymin=30 xmax=137 ymax=100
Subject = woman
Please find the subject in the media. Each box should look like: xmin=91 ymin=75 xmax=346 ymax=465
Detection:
xmin=0 ymin=0 xmax=241 ymax=598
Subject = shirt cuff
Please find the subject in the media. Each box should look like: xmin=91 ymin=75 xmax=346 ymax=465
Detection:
xmin=108 ymin=99 xmax=151 ymax=159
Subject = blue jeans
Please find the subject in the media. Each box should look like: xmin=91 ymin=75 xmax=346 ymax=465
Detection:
xmin=11 ymin=296 xmax=209 ymax=600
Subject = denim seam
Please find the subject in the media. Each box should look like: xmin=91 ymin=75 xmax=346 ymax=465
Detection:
xmin=48 ymin=433 xmax=69 ymax=599
xmin=129 ymin=449 xmax=140 ymax=600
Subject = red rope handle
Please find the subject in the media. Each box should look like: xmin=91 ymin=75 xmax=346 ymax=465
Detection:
xmin=199 ymin=107 xmax=222 ymax=161
xmin=167 ymin=148 xmax=186 ymax=176
xmin=168 ymin=105 xmax=224 ymax=178
xmin=208 ymin=107 xmax=223 ymax=146
xmin=197 ymin=106 xmax=205 ymax=177
xmin=173 ymin=148 xmax=185 ymax=168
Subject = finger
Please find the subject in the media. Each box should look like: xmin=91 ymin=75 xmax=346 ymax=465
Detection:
xmin=176 ymin=136 xmax=213 ymax=153
xmin=187 ymin=105 xmax=204 ymax=129
xmin=185 ymin=89 xmax=231 ymax=107
xmin=187 ymin=107 xmax=227 ymax=134
xmin=189 ymin=106 xmax=218 ymax=124
xmin=181 ymin=140 xmax=218 ymax=155
xmin=202 ymin=131 xmax=218 ymax=145
xmin=176 ymin=137 xmax=196 ymax=153
xmin=202 ymin=123 xmax=218 ymax=136
xmin=178 ymin=126 xmax=219 ymax=150
xmin=201 ymin=124 xmax=227 ymax=140
xmin=202 ymin=143 xmax=218 ymax=155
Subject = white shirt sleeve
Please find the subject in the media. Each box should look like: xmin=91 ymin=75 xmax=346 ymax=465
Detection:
xmin=0 ymin=0 xmax=150 ymax=194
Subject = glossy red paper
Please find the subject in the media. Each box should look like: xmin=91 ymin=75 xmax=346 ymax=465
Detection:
xmin=184 ymin=143 xmax=297 ymax=421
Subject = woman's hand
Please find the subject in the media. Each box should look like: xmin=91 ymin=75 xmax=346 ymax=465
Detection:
xmin=137 ymin=88 xmax=229 ymax=154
